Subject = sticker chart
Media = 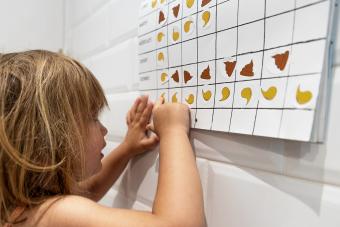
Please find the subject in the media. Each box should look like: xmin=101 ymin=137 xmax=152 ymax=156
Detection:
xmin=138 ymin=0 xmax=338 ymax=142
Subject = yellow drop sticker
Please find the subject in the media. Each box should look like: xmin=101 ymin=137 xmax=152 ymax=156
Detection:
xmin=157 ymin=32 xmax=165 ymax=42
xmin=202 ymin=11 xmax=211 ymax=27
xmin=158 ymin=52 xmax=164 ymax=62
xmin=151 ymin=0 xmax=157 ymax=8
xmin=261 ymin=86 xmax=277 ymax=101
xmin=186 ymin=0 xmax=194 ymax=8
xmin=160 ymin=72 xmax=168 ymax=83
xmin=186 ymin=94 xmax=195 ymax=104
xmin=296 ymin=85 xmax=312 ymax=105
xmin=241 ymin=87 xmax=252 ymax=105
xmin=172 ymin=28 xmax=180 ymax=42
xmin=184 ymin=20 xmax=194 ymax=33
xmin=220 ymin=87 xmax=230 ymax=102
xmin=172 ymin=92 xmax=178 ymax=103
xmin=202 ymin=89 xmax=212 ymax=101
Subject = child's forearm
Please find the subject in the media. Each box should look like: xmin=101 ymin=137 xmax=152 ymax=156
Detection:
xmin=152 ymin=131 xmax=205 ymax=227
xmin=79 ymin=142 xmax=132 ymax=201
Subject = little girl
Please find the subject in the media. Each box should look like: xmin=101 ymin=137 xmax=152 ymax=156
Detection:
xmin=0 ymin=50 xmax=205 ymax=227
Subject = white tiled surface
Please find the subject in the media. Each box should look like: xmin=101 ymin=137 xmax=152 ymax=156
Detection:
xmin=0 ymin=0 xmax=63 ymax=52
xmin=65 ymin=1 xmax=340 ymax=226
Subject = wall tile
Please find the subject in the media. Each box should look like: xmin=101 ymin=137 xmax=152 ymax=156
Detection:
xmin=100 ymin=92 xmax=140 ymax=140
xmin=0 ymin=0 xmax=63 ymax=52
xmin=65 ymin=0 xmax=110 ymax=31
xmin=86 ymin=39 xmax=137 ymax=93
xmin=207 ymin=161 xmax=340 ymax=227
xmin=108 ymin=0 xmax=140 ymax=42
xmin=71 ymin=5 xmax=109 ymax=58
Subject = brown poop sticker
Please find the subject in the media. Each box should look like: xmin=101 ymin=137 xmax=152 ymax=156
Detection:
xmin=184 ymin=70 xmax=193 ymax=84
xmin=200 ymin=65 xmax=211 ymax=80
xmin=272 ymin=50 xmax=289 ymax=71
xmin=159 ymin=10 xmax=165 ymax=24
xmin=172 ymin=70 xmax=179 ymax=82
xmin=172 ymin=4 xmax=180 ymax=18
xmin=224 ymin=61 xmax=236 ymax=77
xmin=240 ymin=60 xmax=254 ymax=77
xmin=201 ymin=0 xmax=211 ymax=7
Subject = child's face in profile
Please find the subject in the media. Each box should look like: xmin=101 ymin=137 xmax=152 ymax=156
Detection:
xmin=84 ymin=117 xmax=108 ymax=177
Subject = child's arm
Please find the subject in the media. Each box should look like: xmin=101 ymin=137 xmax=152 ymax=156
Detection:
xmin=79 ymin=96 xmax=159 ymax=201
xmin=46 ymin=98 xmax=205 ymax=227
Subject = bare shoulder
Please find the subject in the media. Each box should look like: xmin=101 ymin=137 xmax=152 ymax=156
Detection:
xmin=25 ymin=195 xmax=171 ymax=227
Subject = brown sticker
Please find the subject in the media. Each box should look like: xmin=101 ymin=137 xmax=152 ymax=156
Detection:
xmin=172 ymin=4 xmax=180 ymax=18
xmin=200 ymin=65 xmax=211 ymax=80
xmin=201 ymin=0 xmax=212 ymax=7
xmin=272 ymin=50 xmax=289 ymax=71
xmin=172 ymin=70 xmax=180 ymax=82
xmin=184 ymin=70 xmax=193 ymax=84
xmin=240 ymin=60 xmax=254 ymax=77
xmin=224 ymin=61 xmax=237 ymax=77
xmin=159 ymin=11 xmax=165 ymax=24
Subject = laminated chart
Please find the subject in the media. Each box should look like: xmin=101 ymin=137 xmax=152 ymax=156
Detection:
xmin=138 ymin=0 xmax=338 ymax=142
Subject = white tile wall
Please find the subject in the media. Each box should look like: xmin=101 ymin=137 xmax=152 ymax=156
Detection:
xmin=65 ymin=0 xmax=340 ymax=226
xmin=0 ymin=0 xmax=63 ymax=52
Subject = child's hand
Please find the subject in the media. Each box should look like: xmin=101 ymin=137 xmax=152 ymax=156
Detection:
xmin=123 ymin=95 xmax=159 ymax=156
xmin=147 ymin=97 xmax=190 ymax=138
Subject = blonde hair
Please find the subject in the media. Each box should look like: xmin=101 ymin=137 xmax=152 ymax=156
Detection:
xmin=0 ymin=50 xmax=107 ymax=224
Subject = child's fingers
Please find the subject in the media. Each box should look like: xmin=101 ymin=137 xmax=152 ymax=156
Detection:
xmin=139 ymin=102 xmax=153 ymax=128
xmin=141 ymin=134 xmax=159 ymax=149
xmin=134 ymin=96 xmax=149 ymax=123
xmin=146 ymin=122 xmax=154 ymax=132
xmin=130 ymin=97 xmax=142 ymax=121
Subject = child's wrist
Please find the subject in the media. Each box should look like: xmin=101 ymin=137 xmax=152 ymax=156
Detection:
xmin=119 ymin=141 xmax=135 ymax=159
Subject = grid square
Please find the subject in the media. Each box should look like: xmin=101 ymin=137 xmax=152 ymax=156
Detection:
xmin=216 ymin=28 xmax=237 ymax=59
xmin=198 ymin=60 xmax=216 ymax=85
xmin=183 ymin=86 xmax=198 ymax=108
xmin=253 ymin=109 xmax=282 ymax=138
xmin=265 ymin=11 xmax=294 ymax=49
xmin=182 ymin=63 xmax=197 ymax=87
xmin=238 ymin=20 xmax=264 ymax=54
xmin=217 ymin=0 xmax=238 ymax=31
xmin=238 ymin=0 xmax=265 ymax=25
xmin=168 ymin=0 xmax=182 ymax=24
xmin=197 ymin=84 xmax=216 ymax=108
xmin=169 ymin=88 xmax=182 ymax=103
xmin=293 ymin=1 xmax=330 ymax=43
xmin=198 ymin=7 xmax=216 ymax=36
xmin=216 ymin=57 xmax=237 ymax=83
xmin=229 ymin=109 xmax=257 ymax=135
xmin=279 ymin=109 xmax=315 ymax=141
xmin=258 ymin=77 xmax=287 ymax=108
xmin=289 ymin=40 xmax=326 ymax=75
xmin=236 ymin=52 xmax=263 ymax=81
xmin=195 ymin=109 xmax=213 ymax=130
xmin=211 ymin=109 xmax=232 ymax=132
xmin=262 ymin=46 xmax=292 ymax=78
xmin=182 ymin=39 xmax=198 ymax=65
xmin=169 ymin=67 xmax=182 ymax=87
xmin=214 ymin=83 xmax=234 ymax=108
xmin=284 ymin=74 xmax=321 ymax=109
xmin=168 ymin=43 xmax=182 ymax=67
xmin=198 ymin=33 xmax=216 ymax=62
xmin=266 ymin=0 xmax=295 ymax=17
xmin=233 ymin=80 xmax=261 ymax=108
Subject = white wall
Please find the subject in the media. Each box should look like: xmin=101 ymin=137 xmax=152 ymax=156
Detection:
xmin=0 ymin=0 xmax=64 ymax=52
xmin=65 ymin=0 xmax=340 ymax=226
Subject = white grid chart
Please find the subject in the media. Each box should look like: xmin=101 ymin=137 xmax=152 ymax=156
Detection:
xmin=138 ymin=0 xmax=334 ymax=141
